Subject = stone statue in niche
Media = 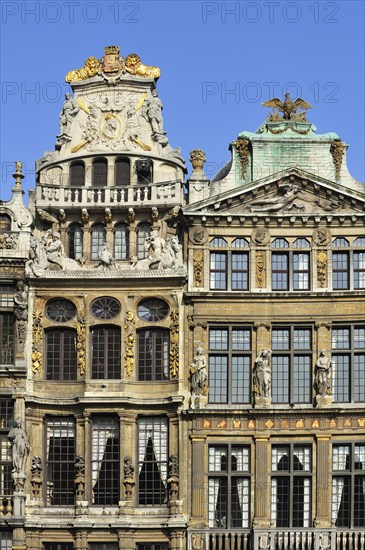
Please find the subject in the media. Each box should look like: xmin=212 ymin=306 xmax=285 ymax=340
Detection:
xmin=142 ymin=89 xmax=168 ymax=146
xmin=315 ymin=350 xmax=332 ymax=396
xmin=14 ymin=280 xmax=28 ymax=351
xmin=253 ymin=348 xmax=272 ymax=398
xmin=56 ymin=93 xmax=79 ymax=146
xmin=190 ymin=347 xmax=208 ymax=397
xmin=8 ymin=419 xmax=30 ymax=474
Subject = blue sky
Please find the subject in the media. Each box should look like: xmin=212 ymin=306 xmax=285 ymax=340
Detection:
xmin=1 ymin=0 xmax=364 ymax=199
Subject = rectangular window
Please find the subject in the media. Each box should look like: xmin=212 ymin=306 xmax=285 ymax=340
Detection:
xmin=272 ymin=327 xmax=312 ymax=404
xmin=271 ymin=445 xmax=312 ymax=527
xmin=91 ymin=327 xmax=121 ymax=379
xmin=138 ymin=417 xmax=168 ymax=506
xmin=0 ymin=398 xmax=13 ymax=498
xmin=46 ymin=417 xmax=75 ymax=506
xmin=0 ymin=313 xmax=14 ymax=364
xmin=136 ymin=545 xmax=169 ymax=550
xmin=332 ymin=326 xmax=365 ymax=403
xmin=332 ymin=443 xmax=365 ymax=528
xmin=89 ymin=544 xmax=119 ymax=550
xmin=46 ymin=329 xmax=77 ymax=381
xmin=208 ymin=445 xmax=250 ymax=528
xmin=43 ymin=545 xmax=74 ymax=550
xmin=0 ymin=532 xmax=12 ymax=550
xmin=272 ymin=253 xmax=289 ymax=290
xmin=210 ymin=252 xmax=227 ymax=290
xmin=91 ymin=416 xmax=119 ymax=506
xmin=209 ymin=327 xmax=251 ymax=404
xmin=231 ymin=252 xmax=249 ymax=290
xmin=0 ymin=398 xmax=13 ymax=429
xmin=138 ymin=329 xmax=169 ymax=381
xmin=333 ymin=252 xmax=349 ymax=290
xmin=354 ymin=252 xmax=365 ymax=289
xmin=293 ymin=252 xmax=310 ymax=290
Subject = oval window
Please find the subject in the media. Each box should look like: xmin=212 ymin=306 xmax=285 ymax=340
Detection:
xmin=137 ymin=298 xmax=169 ymax=322
xmin=91 ymin=296 xmax=121 ymax=319
xmin=46 ymin=299 xmax=77 ymax=322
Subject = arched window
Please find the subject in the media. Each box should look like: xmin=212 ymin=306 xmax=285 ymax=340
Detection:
xmin=138 ymin=328 xmax=170 ymax=381
xmin=333 ymin=237 xmax=349 ymax=248
xmin=0 ymin=214 xmax=11 ymax=232
xmin=293 ymin=238 xmax=310 ymax=249
xmin=272 ymin=238 xmax=289 ymax=249
xmin=45 ymin=328 xmax=77 ymax=381
xmin=115 ymin=158 xmax=130 ymax=186
xmin=69 ymin=161 xmax=85 ymax=187
xmin=68 ymin=224 xmax=83 ymax=260
xmin=91 ymin=325 xmax=121 ymax=379
xmin=91 ymin=224 xmax=106 ymax=260
xmin=137 ymin=222 xmax=151 ymax=259
xmin=135 ymin=158 xmax=153 ymax=184
xmin=114 ymin=224 xmax=129 ymax=260
xmin=92 ymin=158 xmax=108 ymax=187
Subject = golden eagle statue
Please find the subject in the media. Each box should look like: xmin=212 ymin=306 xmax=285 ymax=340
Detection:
xmin=262 ymin=92 xmax=312 ymax=120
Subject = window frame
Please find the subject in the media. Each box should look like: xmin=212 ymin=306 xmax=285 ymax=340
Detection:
xmin=91 ymin=415 xmax=120 ymax=506
xmin=69 ymin=161 xmax=85 ymax=187
xmin=114 ymin=223 xmax=129 ymax=261
xmin=332 ymin=442 xmax=365 ymax=528
xmin=331 ymin=237 xmax=365 ymax=291
xmin=90 ymin=224 xmax=106 ymax=261
xmin=331 ymin=324 xmax=365 ymax=403
xmin=208 ymin=326 xmax=252 ymax=405
xmin=271 ymin=326 xmax=313 ymax=404
xmin=271 ymin=239 xmax=310 ymax=291
xmin=45 ymin=417 xmax=75 ymax=507
xmin=209 ymin=238 xmax=250 ymax=291
xmin=137 ymin=328 xmax=170 ymax=382
xmin=208 ymin=443 xmax=251 ymax=529
xmin=0 ymin=399 xmax=13 ymax=499
xmin=68 ymin=223 xmax=83 ymax=260
xmin=45 ymin=327 xmax=77 ymax=381
xmin=90 ymin=325 xmax=121 ymax=380
xmin=271 ymin=443 xmax=312 ymax=528
xmin=0 ymin=312 xmax=15 ymax=365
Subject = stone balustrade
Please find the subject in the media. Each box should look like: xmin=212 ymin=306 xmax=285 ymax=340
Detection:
xmin=0 ymin=495 xmax=13 ymax=516
xmin=189 ymin=529 xmax=365 ymax=550
xmin=36 ymin=180 xmax=183 ymax=207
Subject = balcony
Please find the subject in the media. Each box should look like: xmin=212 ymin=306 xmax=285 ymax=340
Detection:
xmin=35 ymin=180 xmax=184 ymax=208
xmin=189 ymin=529 xmax=365 ymax=550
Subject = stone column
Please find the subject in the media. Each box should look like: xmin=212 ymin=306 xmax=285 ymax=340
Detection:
xmin=315 ymin=436 xmax=332 ymax=528
xmin=190 ymin=435 xmax=206 ymax=526
xmin=119 ymin=413 xmax=136 ymax=514
xmin=118 ymin=531 xmax=134 ymax=550
xmin=75 ymin=414 xmax=88 ymax=514
xmin=168 ymin=413 xmax=181 ymax=515
xmin=83 ymin=414 xmax=91 ymax=507
xmin=253 ymin=435 xmax=271 ymax=528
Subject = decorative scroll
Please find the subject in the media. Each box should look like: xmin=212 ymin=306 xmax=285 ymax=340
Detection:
xmin=77 ymin=309 xmax=86 ymax=375
xmin=256 ymin=251 xmax=266 ymax=288
xmin=32 ymin=310 xmax=43 ymax=374
xmin=170 ymin=310 xmax=179 ymax=378
xmin=330 ymin=140 xmax=345 ymax=179
xmin=317 ymin=251 xmax=327 ymax=288
xmin=124 ymin=311 xmax=136 ymax=377
xmin=234 ymin=138 xmax=250 ymax=178
xmin=193 ymin=249 xmax=204 ymax=287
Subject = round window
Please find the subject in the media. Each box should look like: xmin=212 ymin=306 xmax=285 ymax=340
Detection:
xmin=46 ymin=299 xmax=76 ymax=322
xmin=91 ymin=296 xmax=121 ymax=319
xmin=137 ymin=298 xmax=169 ymax=322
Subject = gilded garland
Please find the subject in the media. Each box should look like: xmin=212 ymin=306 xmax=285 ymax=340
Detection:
xmin=32 ymin=310 xmax=43 ymax=374
xmin=170 ymin=310 xmax=179 ymax=378
xmin=76 ymin=309 xmax=87 ymax=375
xmin=124 ymin=311 xmax=136 ymax=377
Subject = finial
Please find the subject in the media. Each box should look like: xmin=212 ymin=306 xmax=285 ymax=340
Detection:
xmin=13 ymin=161 xmax=25 ymax=187
xmin=189 ymin=149 xmax=206 ymax=172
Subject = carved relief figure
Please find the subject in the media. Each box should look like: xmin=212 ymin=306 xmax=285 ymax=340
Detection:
xmin=315 ymin=350 xmax=332 ymax=396
xmin=124 ymin=456 xmax=134 ymax=478
xmin=8 ymin=419 xmax=30 ymax=473
xmin=190 ymin=347 xmax=208 ymax=396
xmin=133 ymin=235 xmax=180 ymax=271
xmin=248 ymin=183 xmax=304 ymax=212
xmin=253 ymin=348 xmax=272 ymax=398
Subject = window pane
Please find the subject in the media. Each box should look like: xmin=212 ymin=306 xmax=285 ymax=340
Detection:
xmin=0 ymin=435 xmax=12 ymax=495
xmin=293 ymin=477 xmax=311 ymax=527
xmin=354 ymin=354 xmax=365 ymax=402
xmin=333 ymin=446 xmax=350 ymax=471
xmin=231 ymin=252 xmax=248 ymax=290
xmin=69 ymin=162 xmax=85 ymax=186
xmin=91 ymin=225 xmax=106 ymax=260
xmin=138 ymin=417 xmax=168 ymax=506
xmin=293 ymin=329 xmax=311 ymax=350
xmin=115 ymin=157 xmax=130 ymax=186
xmin=137 ymin=223 xmax=151 ymax=259
xmin=272 ymin=447 xmax=289 ymax=471
xmin=114 ymin=224 xmax=129 ymax=260
xmin=68 ymin=225 xmax=83 ymax=260
xmin=92 ymin=416 xmax=119 ymax=505
xmin=91 ymin=327 xmax=121 ymax=379
xmin=209 ymin=330 xmax=228 ymax=350
xmin=332 ymin=355 xmax=350 ymax=402
xmin=0 ymin=313 xmax=14 ymax=364
xmin=333 ymin=252 xmax=349 ymax=289
xmin=293 ymin=253 xmax=309 ymax=290
xmin=355 ymin=445 xmax=365 ymax=469
xmin=231 ymin=447 xmax=250 ymax=472
xmin=294 ymin=446 xmax=311 ymax=471
xmin=46 ymin=329 xmax=77 ymax=381
xmin=232 ymin=478 xmax=249 ymax=527
xmin=93 ymin=159 xmax=107 ymax=187
xmin=231 ymin=356 xmax=250 ymax=403
xmin=354 ymin=327 xmax=365 ymax=349
xmin=271 ymin=477 xmax=290 ymax=527
xmin=210 ymin=238 xmax=227 ymax=248
xmin=209 ymin=356 xmax=228 ymax=403
xmin=210 ymin=252 xmax=227 ymax=290
xmin=272 ymin=356 xmax=289 ymax=403
xmin=138 ymin=330 xmax=169 ymax=381
xmin=354 ymin=252 xmax=365 ymax=289
xmin=232 ymin=238 xmax=249 ymax=248
xmin=209 ymin=477 xmax=227 ymax=527
xmin=332 ymin=328 xmax=350 ymax=349
xmin=293 ymin=356 xmax=311 ymax=403
xmin=232 ymin=329 xmax=250 ymax=351
xmin=272 ymin=329 xmax=290 ymax=350
xmin=272 ymin=253 xmax=288 ymax=290
xmin=209 ymin=446 xmax=228 ymax=472
xmin=46 ymin=418 xmax=75 ymax=506
xmin=272 ymin=238 xmax=289 ymax=248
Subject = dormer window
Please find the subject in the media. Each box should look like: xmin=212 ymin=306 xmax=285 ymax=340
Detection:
xmin=69 ymin=161 xmax=85 ymax=187
xmin=92 ymin=158 xmax=108 ymax=187
xmin=115 ymin=158 xmax=130 ymax=186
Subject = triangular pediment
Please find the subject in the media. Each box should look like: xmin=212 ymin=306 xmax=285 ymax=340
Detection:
xmin=185 ymin=167 xmax=365 ymax=216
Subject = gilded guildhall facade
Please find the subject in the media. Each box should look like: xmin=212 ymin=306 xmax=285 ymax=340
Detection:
xmin=0 ymin=46 xmax=365 ymax=550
